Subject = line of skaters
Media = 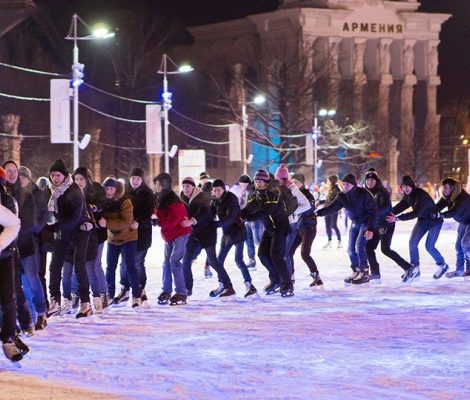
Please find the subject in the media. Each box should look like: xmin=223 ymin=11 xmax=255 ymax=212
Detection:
xmin=1 ymin=158 xmax=469 ymax=363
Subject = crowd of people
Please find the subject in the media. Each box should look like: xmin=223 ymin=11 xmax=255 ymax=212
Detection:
xmin=1 ymin=158 xmax=469 ymax=363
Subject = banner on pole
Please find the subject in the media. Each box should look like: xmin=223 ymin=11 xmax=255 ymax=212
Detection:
xmin=50 ymin=79 xmax=71 ymax=143
xmin=146 ymin=105 xmax=162 ymax=154
xmin=229 ymin=123 xmax=241 ymax=161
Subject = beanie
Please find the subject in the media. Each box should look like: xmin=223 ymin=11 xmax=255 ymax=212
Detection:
xmin=274 ymin=163 xmax=290 ymax=180
xmin=18 ymin=166 xmax=32 ymax=181
xmin=153 ymin=173 xmax=172 ymax=190
xmin=212 ymin=179 xmax=225 ymax=189
xmin=253 ymin=169 xmax=270 ymax=182
xmin=291 ymin=173 xmax=305 ymax=185
xmin=0 ymin=167 xmax=7 ymax=185
xmin=199 ymin=171 xmax=210 ymax=180
xmin=49 ymin=159 xmax=68 ymax=176
xmin=401 ymin=175 xmax=416 ymax=188
xmin=328 ymin=175 xmax=339 ymax=184
xmin=182 ymin=177 xmax=196 ymax=187
xmin=364 ymin=169 xmax=378 ymax=181
xmin=342 ymin=173 xmax=357 ymax=186
xmin=102 ymin=177 xmax=118 ymax=188
xmin=238 ymin=174 xmax=251 ymax=184
xmin=130 ymin=167 xmax=145 ymax=178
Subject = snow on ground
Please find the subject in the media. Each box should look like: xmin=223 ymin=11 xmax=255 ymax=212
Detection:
xmin=1 ymin=218 xmax=470 ymax=400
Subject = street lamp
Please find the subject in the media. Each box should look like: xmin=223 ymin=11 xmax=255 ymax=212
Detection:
xmin=312 ymin=107 xmax=336 ymax=184
xmin=241 ymin=92 xmax=265 ymax=175
xmin=157 ymin=54 xmax=193 ymax=174
xmin=65 ymin=13 xmax=114 ymax=171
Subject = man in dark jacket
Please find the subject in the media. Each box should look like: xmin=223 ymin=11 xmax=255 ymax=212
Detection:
xmin=436 ymin=177 xmax=470 ymax=278
xmin=180 ymin=177 xmax=235 ymax=299
xmin=364 ymin=169 xmax=413 ymax=282
xmin=44 ymin=159 xmax=91 ymax=319
xmin=4 ymin=161 xmax=48 ymax=331
xmin=386 ymin=175 xmax=448 ymax=282
xmin=316 ymin=173 xmax=378 ymax=285
xmin=115 ymin=167 xmax=154 ymax=305
xmin=212 ymin=179 xmax=258 ymax=298
xmin=241 ymin=169 xmax=293 ymax=296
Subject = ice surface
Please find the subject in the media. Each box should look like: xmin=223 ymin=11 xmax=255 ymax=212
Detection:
xmin=1 ymin=218 xmax=470 ymax=399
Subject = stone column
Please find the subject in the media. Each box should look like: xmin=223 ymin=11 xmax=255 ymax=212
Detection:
xmin=423 ymin=41 xmax=441 ymax=184
xmin=352 ymin=38 xmax=367 ymax=122
xmin=229 ymin=63 xmax=246 ymax=173
xmin=90 ymin=128 xmax=102 ymax=182
xmin=327 ymin=37 xmax=341 ymax=111
xmin=399 ymin=40 xmax=417 ymax=177
xmin=1 ymin=114 xmax=21 ymax=165
xmin=148 ymin=154 xmax=163 ymax=183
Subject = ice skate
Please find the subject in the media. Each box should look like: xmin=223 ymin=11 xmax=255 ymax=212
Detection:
xmin=264 ymin=281 xmax=280 ymax=295
xmin=322 ymin=240 xmax=332 ymax=250
xmin=445 ymin=269 xmax=464 ymax=278
xmin=204 ymin=265 xmax=213 ymax=278
xmin=209 ymin=282 xmax=224 ymax=298
xmin=351 ymin=270 xmax=370 ymax=285
xmin=157 ymin=291 xmax=171 ymax=305
xmin=402 ymin=264 xmax=420 ymax=283
xmin=92 ymin=296 xmax=103 ymax=314
xmin=141 ymin=288 xmax=150 ymax=307
xmin=35 ymin=315 xmax=47 ymax=331
xmin=433 ymin=263 xmax=449 ymax=279
xmin=14 ymin=336 xmax=29 ymax=356
xmin=46 ymin=297 xmax=61 ymax=318
xmin=219 ymin=287 xmax=236 ymax=301
xmin=280 ymin=282 xmax=294 ymax=297
xmin=169 ymin=293 xmax=187 ymax=306
xmin=113 ymin=286 xmax=130 ymax=305
xmin=2 ymin=339 xmax=23 ymax=362
xmin=59 ymin=298 xmax=73 ymax=316
xmin=344 ymin=269 xmax=360 ymax=285
xmin=247 ymin=258 xmax=256 ymax=270
xmin=244 ymin=282 xmax=260 ymax=299
xmin=76 ymin=302 xmax=93 ymax=322
xmin=368 ymin=273 xmax=382 ymax=285
xmin=309 ymin=272 xmax=324 ymax=289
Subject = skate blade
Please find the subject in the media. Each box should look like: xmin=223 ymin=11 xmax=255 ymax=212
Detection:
xmin=157 ymin=300 xmax=169 ymax=305
xmin=220 ymin=295 xmax=237 ymax=302
xmin=350 ymin=282 xmax=370 ymax=288
xmin=245 ymin=293 xmax=261 ymax=300
xmin=76 ymin=315 xmax=94 ymax=324
xmin=369 ymin=280 xmax=382 ymax=285
xmin=170 ymin=301 xmax=187 ymax=306
xmin=310 ymin=284 xmax=325 ymax=291
xmin=281 ymin=292 xmax=294 ymax=298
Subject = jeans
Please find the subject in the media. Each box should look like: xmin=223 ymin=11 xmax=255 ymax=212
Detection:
xmin=289 ymin=227 xmax=318 ymax=273
xmin=455 ymin=223 xmax=470 ymax=272
xmin=258 ymin=229 xmax=290 ymax=284
xmin=183 ymin=236 xmax=232 ymax=294
xmin=347 ymin=222 xmax=369 ymax=271
xmin=63 ymin=253 xmax=105 ymax=298
xmin=62 ymin=261 xmax=77 ymax=300
xmin=366 ymin=224 xmax=411 ymax=275
xmin=162 ymin=235 xmax=189 ymax=295
xmin=218 ymin=238 xmax=252 ymax=283
xmin=120 ymin=249 xmax=148 ymax=290
xmin=325 ymin=212 xmax=341 ymax=241
xmin=106 ymin=240 xmax=141 ymax=299
xmin=409 ymin=220 xmax=445 ymax=267
xmin=20 ymin=254 xmax=47 ymax=315
xmin=245 ymin=222 xmax=256 ymax=259
xmin=0 ymin=256 xmax=17 ymax=342
xmin=285 ymin=222 xmax=298 ymax=276
xmin=49 ymin=231 xmax=90 ymax=303
xmin=94 ymin=243 xmax=107 ymax=294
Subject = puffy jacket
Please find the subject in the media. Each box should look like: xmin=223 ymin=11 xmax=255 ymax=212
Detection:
xmin=436 ymin=184 xmax=470 ymax=224
xmin=367 ymin=178 xmax=393 ymax=228
xmin=127 ymin=182 xmax=154 ymax=251
xmin=212 ymin=190 xmax=246 ymax=245
xmin=155 ymin=190 xmax=192 ymax=243
xmin=392 ymin=187 xmax=442 ymax=226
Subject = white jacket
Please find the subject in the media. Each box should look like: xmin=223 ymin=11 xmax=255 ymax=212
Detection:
xmin=0 ymin=204 xmax=21 ymax=254
xmin=288 ymin=184 xmax=311 ymax=224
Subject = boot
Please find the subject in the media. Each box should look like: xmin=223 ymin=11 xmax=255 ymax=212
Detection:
xmin=209 ymin=282 xmax=224 ymax=298
xmin=76 ymin=302 xmax=93 ymax=319
xmin=344 ymin=268 xmax=360 ymax=284
xmin=309 ymin=272 xmax=323 ymax=288
xmin=35 ymin=315 xmax=47 ymax=330
xmin=113 ymin=286 xmax=130 ymax=305
xmin=59 ymin=298 xmax=73 ymax=316
xmin=2 ymin=339 xmax=22 ymax=362
xmin=351 ymin=270 xmax=370 ymax=285
xmin=92 ymin=296 xmax=103 ymax=314
xmin=46 ymin=297 xmax=61 ymax=318
xmin=244 ymin=282 xmax=259 ymax=298
xmin=219 ymin=287 xmax=236 ymax=300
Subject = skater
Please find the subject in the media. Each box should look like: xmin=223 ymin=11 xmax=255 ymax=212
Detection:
xmin=241 ymin=169 xmax=293 ymax=297
xmin=322 ymin=175 xmax=342 ymax=249
xmin=386 ymin=175 xmax=448 ymax=282
xmin=180 ymin=177 xmax=235 ymax=299
xmin=316 ymin=173 xmax=378 ymax=285
xmin=211 ymin=179 xmax=258 ymax=298
xmin=435 ymin=178 xmax=470 ymax=278
xmin=364 ymin=169 xmax=413 ymax=283
xmin=153 ymin=173 xmax=192 ymax=305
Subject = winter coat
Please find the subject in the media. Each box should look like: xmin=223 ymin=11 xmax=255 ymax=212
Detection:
xmin=367 ymin=179 xmax=393 ymax=228
xmin=26 ymin=181 xmax=48 ymax=235
xmin=325 ymin=183 xmax=342 ymax=206
xmin=241 ymin=184 xmax=290 ymax=234
xmin=317 ymin=185 xmax=378 ymax=231
xmin=155 ymin=190 xmax=192 ymax=243
xmin=44 ymin=182 xmax=88 ymax=242
xmin=84 ymin=182 xmax=107 ymax=244
xmin=212 ymin=190 xmax=246 ymax=246
xmin=297 ymin=187 xmax=317 ymax=232
xmin=392 ymin=187 xmax=442 ymax=227
xmin=286 ymin=184 xmax=311 ymax=224
xmin=127 ymin=183 xmax=154 ymax=251
xmin=102 ymin=189 xmax=137 ymax=246
xmin=436 ymin=184 xmax=470 ymax=225
xmin=6 ymin=181 xmax=40 ymax=257
xmin=0 ymin=188 xmax=19 ymax=260
xmin=180 ymin=188 xmax=217 ymax=248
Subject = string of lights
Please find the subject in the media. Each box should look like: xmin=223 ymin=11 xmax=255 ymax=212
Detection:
xmin=0 ymin=62 xmax=67 ymax=77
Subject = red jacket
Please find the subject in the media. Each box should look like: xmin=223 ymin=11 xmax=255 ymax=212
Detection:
xmin=155 ymin=192 xmax=192 ymax=243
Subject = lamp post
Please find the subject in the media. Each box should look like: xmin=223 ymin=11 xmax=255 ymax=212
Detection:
xmin=157 ymin=54 xmax=193 ymax=174
xmin=241 ymin=92 xmax=265 ymax=175
xmin=312 ymin=106 xmax=336 ymax=184
xmin=65 ymin=13 xmax=114 ymax=170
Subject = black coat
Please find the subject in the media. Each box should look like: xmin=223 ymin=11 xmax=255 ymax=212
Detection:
xmin=212 ymin=190 xmax=246 ymax=245
xmin=181 ymin=188 xmax=217 ymax=248
xmin=317 ymin=185 xmax=378 ymax=231
xmin=127 ymin=183 xmax=154 ymax=251
xmin=0 ymin=186 xmax=18 ymax=260
xmin=85 ymin=182 xmax=107 ymax=244
xmin=367 ymin=179 xmax=393 ymax=228
xmin=45 ymin=182 xmax=88 ymax=241
xmin=241 ymin=184 xmax=290 ymax=234
xmin=436 ymin=184 xmax=470 ymax=225
xmin=392 ymin=187 xmax=442 ymax=227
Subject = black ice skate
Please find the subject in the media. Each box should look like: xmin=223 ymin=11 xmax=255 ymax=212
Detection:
xmin=402 ymin=264 xmax=420 ymax=283
xmin=157 ymin=291 xmax=171 ymax=305
xmin=169 ymin=293 xmax=187 ymax=306
xmin=35 ymin=315 xmax=47 ymax=331
xmin=209 ymin=283 xmax=224 ymax=298
xmin=14 ymin=336 xmax=30 ymax=356
xmin=244 ymin=282 xmax=259 ymax=298
xmin=309 ymin=272 xmax=324 ymax=289
xmin=344 ymin=269 xmax=360 ymax=285
xmin=219 ymin=287 xmax=236 ymax=300
xmin=2 ymin=339 xmax=23 ymax=362
xmin=433 ymin=263 xmax=449 ymax=280
xmin=113 ymin=286 xmax=130 ymax=305
xmin=76 ymin=302 xmax=93 ymax=321
xmin=351 ymin=270 xmax=370 ymax=285
xmin=280 ymin=282 xmax=294 ymax=297
xmin=264 ymin=281 xmax=280 ymax=295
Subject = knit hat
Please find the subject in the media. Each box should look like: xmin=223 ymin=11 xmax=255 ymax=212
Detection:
xmin=182 ymin=177 xmax=196 ymax=187
xmin=0 ymin=167 xmax=7 ymax=185
xmin=274 ymin=163 xmax=290 ymax=180
xmin=328 ymin=175 xmax=339 ymax=184
xmin=130 ymin=167 xmax=145 ymax=178
xmin=291 ymin=173 xmax=305 ymax=185
xmin=364 ymin=169 xmax=378 ymax=181
xmin=401 ymin=175 xmax=416 ymax=188
xmin=102 ymin=177 xmax=118 ymax=188
xmin=73 ymin=166 xmax=91 ymax=181
xmin=238 ymin=174 xmax=251 ymax=184
xmin=342 ymin=173 xmax=357 ymax=186
xmin=49 ymin=159 xmax=68 ymax=176
xmin=18 ymin=166 xmax=32 ymax=181
xmin=253 ymin=169 xmax=270 ymax=182
xmin=212 ymin=179 xmax=225 ymax=189
xmin=441 ymin=177 xmax=458 ymax=187
xmin=199 ymin=171 xmax=210 ymax=180
xmin=153 ymin=173 xmax=172 ymax=190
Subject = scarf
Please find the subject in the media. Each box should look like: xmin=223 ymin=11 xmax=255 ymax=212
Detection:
xmin=47 ymin=174 xmax=73 ymax=212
